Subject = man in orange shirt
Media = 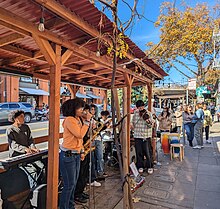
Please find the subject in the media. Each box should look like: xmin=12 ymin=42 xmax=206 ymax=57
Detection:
xmin=59 ymin=98 xmax=92 ymax=209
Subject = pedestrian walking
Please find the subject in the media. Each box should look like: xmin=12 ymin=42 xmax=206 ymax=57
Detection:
xmin=203 ymin=103 xmax=212 ymax=144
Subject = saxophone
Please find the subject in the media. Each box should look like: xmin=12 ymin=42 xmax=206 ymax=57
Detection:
xmin=84 ymin=121 xmax=104 ymax=156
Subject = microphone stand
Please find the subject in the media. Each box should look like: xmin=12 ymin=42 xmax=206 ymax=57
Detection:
xmin=88 ymin=118 xmax=93 ymax=209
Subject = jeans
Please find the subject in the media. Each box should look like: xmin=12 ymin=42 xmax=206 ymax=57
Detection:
xmin=194 ymin=121 xmax=203 ymax=146
xmin=75 ymin=154 xmax=89 ymax=198
xmin=134 ymin=138 xmax=152 ymax=170
xmin=202 ymin=126 xmax=210 ymax=141
xmin=184 ymin=123 xmax=194 ymax=142
xmin=94 ymin=140 xmax=104 ymax=175
xmin=59 ymin=151 xmax=81 ymax=209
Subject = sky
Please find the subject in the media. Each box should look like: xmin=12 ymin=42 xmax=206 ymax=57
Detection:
xmin=96 ymin=0 xmax=219 ymax=84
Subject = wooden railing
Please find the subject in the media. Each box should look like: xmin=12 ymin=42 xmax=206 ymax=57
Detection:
xmin=0 ymin=133 xmax=63 ymax=152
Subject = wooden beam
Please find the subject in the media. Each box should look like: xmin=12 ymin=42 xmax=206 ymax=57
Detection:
xmin=147 ymin=83 xmax=152 ymax=112
xmin=0 ymin=33 xmax=24 ymax=47
xmin=122 ymin=87 xmax=130 ymax=209
xmin=0 ymin=50 xmax=44 ymax=66
xmin=0 ymin=7 xmax=152 ymax=84
xmin=32 ymin=34 xmax=56 ymax=65
xmin=47 ymin=44 xmax=61 ymax=209
xmin=61 ymin=49 xmax=73 ymax=65
xmin=35 ymin=0 xmax=163 ymax=79
xmin=66 ymin=84 xmax=80 ymax=98
xmin=0 ymin=20 xmax=30 ymax=36
xmin=1 ymin=44 xmax=33 ymax=58
xmin=123 ymin=73 xmax=133 ymax=166
xmin=0 ymin=133 xmax=63 ymax=152
xmin=80 ymin=63 xmax=100 ymax=71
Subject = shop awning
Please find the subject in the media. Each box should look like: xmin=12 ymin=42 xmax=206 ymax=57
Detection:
xmin=76 ymin=92 xmax=90 ymax=99
xmin=86 ymin=94 xmax=101 ymax=99
xmin=20 ymin=87 xmax=49 ymax=96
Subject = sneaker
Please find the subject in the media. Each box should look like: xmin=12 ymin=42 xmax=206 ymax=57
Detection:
xmin=206 ymin=140 xmax=211 ymax=144
xmin=148 ymin=168 xmax=154 ymax=174
xmin=90 ymin=181 xmax=101 ymax=187
xmin=82 ymin=192 xmax=89 ymax=199
xmin=75 ymin=196 xmax=88 ymax=203
xmin=193 ymin=145 xmax=200 ymax=149
xmin=201 ymin=145 xmax=204 ymax=148
xmin=138 ymin=168 xmax=144 ymax=173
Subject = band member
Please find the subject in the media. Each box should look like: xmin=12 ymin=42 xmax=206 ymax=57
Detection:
xmin=89 ymin=104 xmax=102 ymax=186
xmin=131 ymin=100 xmax=154 ymax=174
xmin=59 ymin=98 xmax=92 ymax=209
xmin=7 ymin=110 xmax=44 ymax=188
xmin=74 ymin=104 xmax=91 ymax=203
xmin=7 ymin=110 xmax=39 ymax=157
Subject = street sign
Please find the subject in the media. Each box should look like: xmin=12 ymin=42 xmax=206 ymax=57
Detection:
xmin=188 ymin=78 xmax=197 ymax=90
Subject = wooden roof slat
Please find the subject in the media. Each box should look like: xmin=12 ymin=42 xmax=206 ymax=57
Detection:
xmin=34 ymin=0 xmax=164 ymax=79
xmin=0 ymin=33 xmax=24 ymax=47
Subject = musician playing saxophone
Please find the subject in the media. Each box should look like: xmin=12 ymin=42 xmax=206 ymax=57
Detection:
xmin=7 ymin=110 xmax=39 ymax=157
xmin=131 ymin=100 xmax=154 ymax=174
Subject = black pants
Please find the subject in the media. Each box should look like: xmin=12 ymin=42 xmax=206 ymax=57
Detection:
xmin=75 ymin=154 xmax=89 ymax=198
xmin=203 ymin=126 xmax=210 ymax=141
xmin=134 ymin=138 xmax=152 ymax=170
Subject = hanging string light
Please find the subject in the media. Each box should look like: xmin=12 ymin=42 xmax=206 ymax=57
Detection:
xmin=38 ymin=6 xmax=45 ymax=32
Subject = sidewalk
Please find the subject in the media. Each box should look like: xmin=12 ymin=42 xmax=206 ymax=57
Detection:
xmin=115 ymin=122 xmax=220 ymax=209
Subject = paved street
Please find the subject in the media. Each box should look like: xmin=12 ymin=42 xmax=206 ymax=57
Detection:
xmin=0 ymin=119 xmax=64 ymax=143
xmin=0 ymin=119 xmax=64 ymax=159
xmin=115 ymin=122 xmax=220 ymax=209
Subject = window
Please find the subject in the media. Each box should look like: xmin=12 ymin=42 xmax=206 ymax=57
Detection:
xmin=9 ymin=104 xmax=20 ymax=109
xmin=22 ymin=103 xmax=32 ymax=108
xmin=0 ymin=104 xmax=8 ymax=109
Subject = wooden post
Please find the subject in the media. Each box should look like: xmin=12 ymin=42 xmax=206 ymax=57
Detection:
xmin=147 ymin=83 xmax=152 ymax=112
xmin=103 ymin=90 xmax=108 ymax=110
xmin=47 ymin=44 xmax=61 ymax=209
xmin=67 ymin=84 xmax=80 ymax=98
xmin=123 ymin=73 xmax=133 ymax=166
xmin=122 ymin=87 xmax=129 ymax=209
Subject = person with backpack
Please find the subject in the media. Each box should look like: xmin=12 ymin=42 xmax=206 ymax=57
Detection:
xmin=203 ymin=103 xmax=212 ymax=144
xmin=192 ymin=103 xmax=204 ymax=149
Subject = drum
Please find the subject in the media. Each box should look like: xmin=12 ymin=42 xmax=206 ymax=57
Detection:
xmin=161 ymin=132 xmax=170 ymax=154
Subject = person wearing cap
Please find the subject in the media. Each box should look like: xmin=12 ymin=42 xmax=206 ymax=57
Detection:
xmin=7 ymin=110 xmax=39 ymax=157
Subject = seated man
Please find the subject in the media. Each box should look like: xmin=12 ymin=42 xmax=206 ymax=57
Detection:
xmin=7 ymin=110 xmax=44 ymax=187
xmin=7 ymin=110 xmax=39 ymax=157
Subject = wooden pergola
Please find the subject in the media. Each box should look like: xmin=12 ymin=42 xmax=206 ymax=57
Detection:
xmin=0 ymin=0 xmax=167 ymax=208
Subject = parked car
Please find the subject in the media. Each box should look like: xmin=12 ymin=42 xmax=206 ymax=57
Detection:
xmin=0 ymin=102 xmax=35 ymax=123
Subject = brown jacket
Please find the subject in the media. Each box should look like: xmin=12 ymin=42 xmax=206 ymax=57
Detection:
xmin=61 ymin=116 xmax=89 ymax=153
xmin=175 ymin=110 xmax=183 ymax=127
xmin=158 ymin=114 xmax=172 ymax=131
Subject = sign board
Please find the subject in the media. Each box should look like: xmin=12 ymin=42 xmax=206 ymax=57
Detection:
xmin=196 ymin=86 xmax=211 ymax=96
xmin=188 ymin=78 xmax=197 ymax=90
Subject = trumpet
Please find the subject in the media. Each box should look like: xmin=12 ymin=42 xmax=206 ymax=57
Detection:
xmin=84 ymin=121 xmax=104 ymax=156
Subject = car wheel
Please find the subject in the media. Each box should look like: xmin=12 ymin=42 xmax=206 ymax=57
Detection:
xmin=24 ymin=113 xmax=31 ymax=123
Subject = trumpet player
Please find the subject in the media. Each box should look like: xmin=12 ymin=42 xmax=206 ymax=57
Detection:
xmin=131 ymin=100 xmax=154 ymax=174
